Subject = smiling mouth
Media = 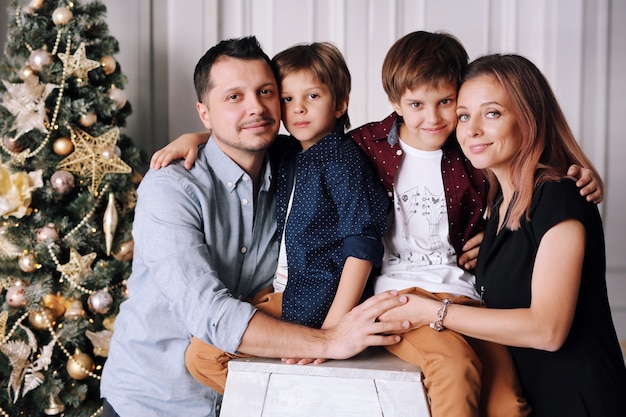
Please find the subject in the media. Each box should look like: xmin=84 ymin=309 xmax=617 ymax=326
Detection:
xmin=240 ymin=118 xmax=275 ymax=131
xmin=422 ymin=126 xmax=446 ymax=134
xmin=468 ymin=144 xmax=490 ymax=153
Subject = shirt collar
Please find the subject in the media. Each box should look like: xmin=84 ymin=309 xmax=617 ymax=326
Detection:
xmin=203 ymin=136 xmax=273 ymax=193
xmin=387 ymin=115 xmax=402 ymax=147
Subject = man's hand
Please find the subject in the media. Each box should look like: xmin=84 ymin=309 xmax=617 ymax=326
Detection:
xmin=322 ymin=291 xmax=409 ymax=360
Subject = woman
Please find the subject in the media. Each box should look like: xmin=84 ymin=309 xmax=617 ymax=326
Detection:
xmin=380 ymin=54 xmax=626 ymax=416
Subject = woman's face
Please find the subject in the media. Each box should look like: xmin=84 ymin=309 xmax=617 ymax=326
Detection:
xmin=455 ymin=74 xmax=523 ymax=179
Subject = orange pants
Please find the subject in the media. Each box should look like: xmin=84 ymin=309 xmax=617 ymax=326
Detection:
xmin=185 ymin=289 xmax=283 ymax=395
xmin=387 ymin=287 xmax=530 ymax=417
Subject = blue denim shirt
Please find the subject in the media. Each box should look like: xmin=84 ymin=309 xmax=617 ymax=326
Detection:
xmin=101 ymin=138 xmax=277 ymax=416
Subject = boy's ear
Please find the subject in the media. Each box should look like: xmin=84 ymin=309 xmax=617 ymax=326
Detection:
xmin=390 ymin=100 xmax=403 ymax=116
xmin=196 ymin=102 xmax=212 ymax=129
xmin=335 ymin=96 xmax=349 ymax=119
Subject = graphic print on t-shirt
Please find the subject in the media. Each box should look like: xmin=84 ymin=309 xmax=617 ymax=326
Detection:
xmin=389 ymin=184 xmax=454 ymax=269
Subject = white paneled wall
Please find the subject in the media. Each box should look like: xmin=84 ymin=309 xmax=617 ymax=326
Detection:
xmin=101 ymin=0 xmax=625 ymax=350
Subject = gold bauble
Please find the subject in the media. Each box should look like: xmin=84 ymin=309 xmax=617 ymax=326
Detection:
xmin=79 ymin=112 xmax=97 ymax=127
xmin=29 ymin=308 xmax=55 ymax=330
xmin=19 ymin=65 xmax=35 ymax=80
xmin=64 ymin=299 xmax=86 ymax=320
xmin=53 ymin=137 xmax=74 ymax=156
xmin=103 ymin=314 xmax=116 ymax=331
xmin=18 ymin=252 xmax=38 ymax=272
xmin=43 ymin=393 xmax=66 ymax=415
xmin=100 ymin=56 xmax=117 ymax=75
xmin=43 ymin=293 xmax=66 ymax=319
xmin=66 ymin=350 xmax=95 ymax=380
xmin=27 ymin=0 xmax=45 ymax=11
xmin=113 ymin=240 xmax=134 ymax=262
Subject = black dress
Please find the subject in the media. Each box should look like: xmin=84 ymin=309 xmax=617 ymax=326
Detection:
xmin=475 ymin=179 xmax=626 ymax=417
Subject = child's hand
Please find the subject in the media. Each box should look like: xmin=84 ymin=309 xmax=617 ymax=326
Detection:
xmin=567 ymin=164 xmax=603 ymax=204
xmin=281 ymin=357 xmax=327 ymax=365
xmin=459 ymin=232 xmax=484 ymax=271
xmin=150 ymin=132 xmax=210 ymax=170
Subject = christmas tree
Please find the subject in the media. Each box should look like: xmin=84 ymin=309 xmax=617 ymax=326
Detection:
xmin=0 ymin=0 xmax=146 ymax=415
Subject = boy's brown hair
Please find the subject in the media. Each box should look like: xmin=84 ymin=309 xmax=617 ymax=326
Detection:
xmin=272 ymin=42 xmax=351 ymax=131
xmin=382 ymin=31 xmax=468 ymax=104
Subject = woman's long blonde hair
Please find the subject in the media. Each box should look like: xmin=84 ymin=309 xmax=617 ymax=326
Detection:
xmin=461 ymin=54 xmax=603 ymax=230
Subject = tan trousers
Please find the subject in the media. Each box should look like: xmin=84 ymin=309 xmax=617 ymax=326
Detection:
xmin=387 ymin=287 xmax=531 ymax=417
xmin=185 ymin=288 xmax=283 ymax=395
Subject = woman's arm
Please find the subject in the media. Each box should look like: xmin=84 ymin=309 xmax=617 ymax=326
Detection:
xmin=150 ymin=131 xmax=210 ymax=170
xmin=380 ymin=219 xmax=585 ymax=351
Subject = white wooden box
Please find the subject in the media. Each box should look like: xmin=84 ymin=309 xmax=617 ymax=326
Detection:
xmin=220 ymin=347 xmax=430 ymax=417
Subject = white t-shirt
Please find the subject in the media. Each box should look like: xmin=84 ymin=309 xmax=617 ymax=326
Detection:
xmin=273 ymin=179 xmax=296 ymax=293
xmin=374 ymin=140 xmax=478 ymax=299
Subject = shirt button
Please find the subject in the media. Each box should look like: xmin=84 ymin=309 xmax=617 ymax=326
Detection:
xmin=227 ymin=181 xmax=233 ymax=187
xmin=240 ymin=247 xmax=247 ymax=254
xmin=242 ymin=175 xmax=249 ymax=182
xmin=396 ymin=149 xmax=403 ymax=156
xmin=242 ymin=198 xmax=249 ymax=205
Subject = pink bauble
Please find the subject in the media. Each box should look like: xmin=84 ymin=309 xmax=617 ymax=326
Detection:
xmin=37 ymin=224 xmax=59 ymax=243
xmin=108 ymin=87 xmax=127 ymax=110
xmin=6 ymin=284 xmax=27 ymax=307
xmin=28 ymin=50 xmax=51 ymax=72
xmin=51 ymin=170 xmax=75 ymax=194
xmin=52 ymin=7 xmax=73 ymax=26
xmin=88 ymin=290 xmax=113 ymax=314
xmin=3 ymin=136 xmax=24 ymax=152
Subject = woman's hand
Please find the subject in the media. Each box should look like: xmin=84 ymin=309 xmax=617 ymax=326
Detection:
xmin=377 ymin=294 xmax=439 ymax=333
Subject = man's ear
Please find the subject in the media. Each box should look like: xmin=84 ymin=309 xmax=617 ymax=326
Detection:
xmin=196 ymin=102 xmax=212 ymax=129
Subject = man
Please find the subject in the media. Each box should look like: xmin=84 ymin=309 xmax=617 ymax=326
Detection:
xmin=100 ymin=36 xmax=406 ymax=417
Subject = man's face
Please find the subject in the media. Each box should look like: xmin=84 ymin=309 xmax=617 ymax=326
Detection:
xmin=196 ymin=57 xmax=281 ymax=160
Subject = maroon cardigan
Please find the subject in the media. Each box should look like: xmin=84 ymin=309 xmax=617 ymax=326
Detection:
xmin=348 ymin=112 xmax=487 ymax=259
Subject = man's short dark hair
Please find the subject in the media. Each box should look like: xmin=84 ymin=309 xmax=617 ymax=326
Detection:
xmin=193 ymin=36 xmax=275 ymax=102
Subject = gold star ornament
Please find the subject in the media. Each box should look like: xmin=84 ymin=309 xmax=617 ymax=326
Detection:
xmin=57 ymin=43 xmax=101 ymax=83
xmin=56 ymin=127 xmax=132 ymax=194
xmin=1 ymin=76 xmax=57 ymax=138
xmin=57 ymin=248 xmax=97 ymax=284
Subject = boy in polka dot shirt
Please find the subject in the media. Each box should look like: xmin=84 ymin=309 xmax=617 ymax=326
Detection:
xmin=153 ymin=32 xmax=601 ymax=415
